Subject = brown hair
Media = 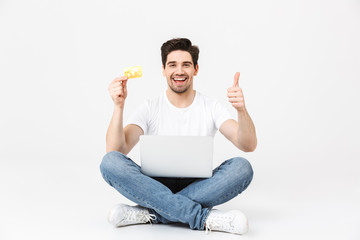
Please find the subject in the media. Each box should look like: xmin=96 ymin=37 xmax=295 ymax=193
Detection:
xmin=161 ymin=38 xmax=199 ymax=68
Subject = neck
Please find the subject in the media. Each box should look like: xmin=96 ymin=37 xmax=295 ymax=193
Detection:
xmin=166 ymin=88 xmax=196 ymax=108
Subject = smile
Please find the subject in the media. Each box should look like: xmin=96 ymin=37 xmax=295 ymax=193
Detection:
xmin=172 ymin=77 xmax=187 ymax=81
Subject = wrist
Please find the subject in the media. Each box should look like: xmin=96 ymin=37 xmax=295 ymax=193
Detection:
xmin=113 ymin=104 xmax=124 ymax=112
xmin=236 ymin=107 xmax=247 ymax=114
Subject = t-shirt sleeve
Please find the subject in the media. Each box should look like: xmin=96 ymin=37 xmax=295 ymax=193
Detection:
xmin=126 ymin=101 xmax=149 ymax=134
xmin=213 ymin=101 xmax=234 ymax=130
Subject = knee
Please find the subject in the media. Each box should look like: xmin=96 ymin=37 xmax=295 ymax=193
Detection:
xmin=100 ymin=151 xmax=117 ymax=174
xmin=229 ymin=157 xmax=254 ymax=184
xmin=100 ymin=151 xmax=130 ymax=181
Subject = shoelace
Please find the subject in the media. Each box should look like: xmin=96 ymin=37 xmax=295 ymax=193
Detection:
xmin=142 ymin=213 xmax=157 ymax=225
xmin=123 ymin=209 xmax=157 ymax=225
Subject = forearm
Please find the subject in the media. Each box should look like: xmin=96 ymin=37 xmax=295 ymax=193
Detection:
xmin=106 ymin=106 xmax=126 ymax=153
xmin=236 ymin=108 xmax=257 ymax=152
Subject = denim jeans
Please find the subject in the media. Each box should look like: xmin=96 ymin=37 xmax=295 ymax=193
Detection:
xmin=100 ymin=151 xmax=253 ymax=230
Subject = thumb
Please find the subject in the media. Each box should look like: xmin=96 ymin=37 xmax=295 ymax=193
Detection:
xmin=233 ymin=72 xmax=240 ymax=87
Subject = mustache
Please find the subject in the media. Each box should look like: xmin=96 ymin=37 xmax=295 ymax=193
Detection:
xmin=171 ymin=73 xmax=189 ymax=78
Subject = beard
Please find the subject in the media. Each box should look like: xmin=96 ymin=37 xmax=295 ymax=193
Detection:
xmin=169 ymin=83 xmax=191 ymax=94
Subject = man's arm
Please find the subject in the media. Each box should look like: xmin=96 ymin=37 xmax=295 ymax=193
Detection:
xmin=106 ymin=76 xmax=143 ymax=154
xmin=105 ymin=107 xmax=143 ymax=154
xmin=220 ymin=111 xmax=257 ymax=152
xmin=220 ymin=72 xmax=257 ymax=152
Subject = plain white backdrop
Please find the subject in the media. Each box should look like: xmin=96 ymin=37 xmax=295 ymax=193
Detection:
xmin=1 ymin=0 xmax=359 ymax=239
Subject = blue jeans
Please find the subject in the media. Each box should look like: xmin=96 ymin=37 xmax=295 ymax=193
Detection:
xmin=100 ymin=151 xmax=253 ymax=230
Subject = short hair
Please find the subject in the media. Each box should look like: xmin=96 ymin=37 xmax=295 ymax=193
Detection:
xmin=161 ymin=38 xmax=199 ymax=68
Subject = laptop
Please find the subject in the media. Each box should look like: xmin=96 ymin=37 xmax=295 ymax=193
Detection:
xmin=139 ymin=135 xmax=213 ymax=178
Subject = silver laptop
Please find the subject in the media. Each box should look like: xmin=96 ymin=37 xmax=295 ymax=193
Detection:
xmin=139 ymin=135 xmax=213 ymax=178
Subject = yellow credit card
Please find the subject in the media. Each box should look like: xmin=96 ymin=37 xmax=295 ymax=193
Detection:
xmin=124 ymin=66 xmax=142 ymax=79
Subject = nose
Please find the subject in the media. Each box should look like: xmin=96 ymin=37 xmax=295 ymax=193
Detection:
xmin=175 ymin=65 xmax=185 ymax=75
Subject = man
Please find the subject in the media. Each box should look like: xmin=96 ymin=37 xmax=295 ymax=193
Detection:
xmin=100 ymin=38 xmax=257 ymax=235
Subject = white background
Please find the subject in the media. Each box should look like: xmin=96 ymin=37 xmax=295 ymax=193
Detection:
xmin=1 ymin=0 xmax=359 ymax=239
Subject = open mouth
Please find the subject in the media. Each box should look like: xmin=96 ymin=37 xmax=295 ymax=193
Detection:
xmin=172 ymin=76 xmax=187 ymax=85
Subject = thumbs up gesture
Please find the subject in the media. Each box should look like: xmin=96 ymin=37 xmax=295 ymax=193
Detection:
xmin=227 ymin=72 xmax=245 ymax=112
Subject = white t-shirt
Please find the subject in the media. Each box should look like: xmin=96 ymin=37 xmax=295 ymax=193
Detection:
xmin=127 ymin=91 xmax=233 ymax=137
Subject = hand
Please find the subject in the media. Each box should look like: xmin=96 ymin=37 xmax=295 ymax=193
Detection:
xmin=227 ymin=72 xmax=245 ymax=112
xmin=108 ymin=76 xmax=128 ymax=108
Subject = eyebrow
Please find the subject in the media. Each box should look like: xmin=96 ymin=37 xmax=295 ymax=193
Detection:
xmin=166 ymin=61 xmax=193 ymax=65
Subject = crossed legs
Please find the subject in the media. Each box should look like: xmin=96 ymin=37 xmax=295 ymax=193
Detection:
xmin=100 ymin=151 xmax=253 ymax=230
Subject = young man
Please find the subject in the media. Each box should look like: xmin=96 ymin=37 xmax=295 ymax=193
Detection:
xmin=100 ymin=38 xmax=257 ymax=235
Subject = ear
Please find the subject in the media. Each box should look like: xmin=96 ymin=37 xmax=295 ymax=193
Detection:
xmin=194 ymin=64 xmax=199 ymax=76
xmin=162 ymin=65 xmax=166 ymax=77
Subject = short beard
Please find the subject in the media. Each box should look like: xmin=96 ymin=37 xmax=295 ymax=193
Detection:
xmin=169 ymin=84 xmax=190 ymax=94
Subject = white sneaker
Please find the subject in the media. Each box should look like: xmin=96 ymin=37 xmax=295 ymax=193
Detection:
xmin=107 ymin=203 xmax=156 ymax=227
xmin=205 ymin=209 xmax=248 ymax=235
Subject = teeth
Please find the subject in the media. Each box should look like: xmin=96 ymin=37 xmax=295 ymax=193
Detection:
xmin=173 ymin=78 xmax=185 ymax=81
